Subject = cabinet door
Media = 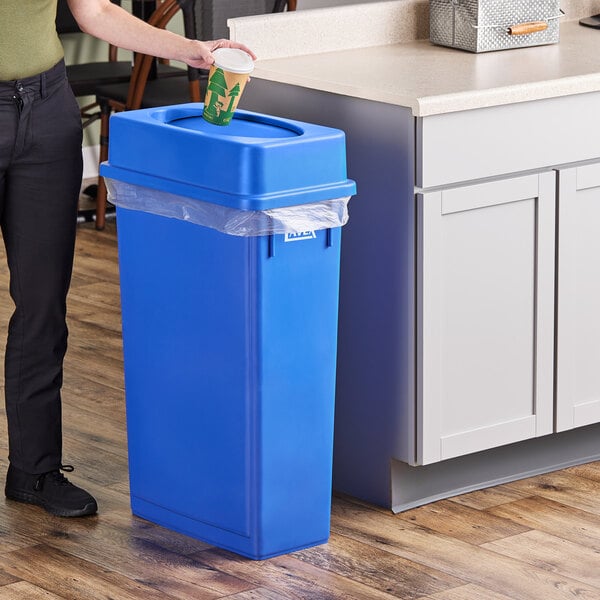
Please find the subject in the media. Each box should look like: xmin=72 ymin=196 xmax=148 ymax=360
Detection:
xmin=556 ymin=165 xmax=600 ymax=431
xmin=417 ymin=172 xmax=555 ymax=464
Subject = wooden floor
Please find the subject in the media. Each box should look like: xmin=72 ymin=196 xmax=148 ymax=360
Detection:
xmin=0 ymin=221 xmax=598 ymax=600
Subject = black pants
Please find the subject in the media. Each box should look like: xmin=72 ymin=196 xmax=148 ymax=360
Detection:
xmin=0 ymin=61 xmax=83 ymax=474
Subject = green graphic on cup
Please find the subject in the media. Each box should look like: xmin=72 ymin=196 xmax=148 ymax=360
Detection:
xmin=203 ymin=49 xmax=254 ymax=126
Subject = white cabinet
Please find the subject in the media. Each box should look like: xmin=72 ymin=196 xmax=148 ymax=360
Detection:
xmin=417 ymin=173 xmax=556 ymax=464
xmin=556 ymin=164 xmax=600 ymax=431
xmin=241 ymin=81 xmax=600 ymax=509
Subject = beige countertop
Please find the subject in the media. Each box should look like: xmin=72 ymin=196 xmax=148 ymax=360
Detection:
xmin=230 ymin=3 xmax=600 ymax=116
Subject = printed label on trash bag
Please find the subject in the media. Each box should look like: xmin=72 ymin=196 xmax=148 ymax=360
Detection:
xmin=105 ymin=179 xmax=350 ymax=237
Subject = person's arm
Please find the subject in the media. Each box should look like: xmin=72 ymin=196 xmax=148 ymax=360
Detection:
xmin=66 ymin=0 xmax=256 ymax=69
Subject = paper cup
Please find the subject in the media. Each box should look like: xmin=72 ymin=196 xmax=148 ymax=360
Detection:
xmin=203 ymin=48 xmax=254 ymax=126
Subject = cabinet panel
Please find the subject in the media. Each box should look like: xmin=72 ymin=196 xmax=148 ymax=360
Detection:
xmin=556 ymin=165 xmax=600 ymax=431
xmin=417 ymin=172 xmax=555 ymax=464
xmin=416 ymin=91 xmax=600 ymax=188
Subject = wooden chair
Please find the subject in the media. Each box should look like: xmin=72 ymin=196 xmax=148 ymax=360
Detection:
xmin=56 ymin=0 xmax=185 ymax=129
xmin=93 ymin=0 xmax=296 ymax=230
xmin=93 ymin=0 xmax=203 ymax=229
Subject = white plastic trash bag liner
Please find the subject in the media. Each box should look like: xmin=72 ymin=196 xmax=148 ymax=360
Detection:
xmin=105 ymin=179 xmax=350 ymax=237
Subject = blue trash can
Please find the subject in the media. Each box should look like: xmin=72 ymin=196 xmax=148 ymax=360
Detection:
xmin=100 ymin=104 xmax=356 ymax=560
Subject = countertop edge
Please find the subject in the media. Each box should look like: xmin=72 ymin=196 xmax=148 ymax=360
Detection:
xmin=251 ymin=65 xmax=600 ymax=117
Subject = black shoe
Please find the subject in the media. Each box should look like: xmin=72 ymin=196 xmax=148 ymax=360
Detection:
xmin=5 ymin=464 xmax=98 ymax=517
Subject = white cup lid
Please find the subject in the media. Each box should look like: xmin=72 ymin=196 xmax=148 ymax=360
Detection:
xmin=212 ymin=48 xmax=254 ymax=74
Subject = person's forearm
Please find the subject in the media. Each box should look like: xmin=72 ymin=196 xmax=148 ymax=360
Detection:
xmin=67 ymin=0 xmax=209 ymax=65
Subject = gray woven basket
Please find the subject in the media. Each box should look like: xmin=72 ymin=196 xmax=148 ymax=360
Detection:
xmin=430 ymin=0 xmax=561 ymax=53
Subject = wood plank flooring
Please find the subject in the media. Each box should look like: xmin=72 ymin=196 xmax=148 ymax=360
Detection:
xmin=0 ymin=221 xmax=598 ymax=600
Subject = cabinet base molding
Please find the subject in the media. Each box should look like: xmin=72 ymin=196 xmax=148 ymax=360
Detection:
xmin=390 ymin=423 xmax=600 ymax=512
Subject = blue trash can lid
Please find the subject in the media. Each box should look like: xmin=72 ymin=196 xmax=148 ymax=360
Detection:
xmin=101 ymin=104 xmax=356 ymax=210
xmin=169 ymin=110 xmax=298 ymax=139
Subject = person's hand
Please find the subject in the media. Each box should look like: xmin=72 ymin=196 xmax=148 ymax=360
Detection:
xmin=185 ymin=39 xmax=257 ymax=69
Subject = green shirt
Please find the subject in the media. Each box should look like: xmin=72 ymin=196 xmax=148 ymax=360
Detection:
xmin=0 ymin=0 xmax=64 ymax=80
